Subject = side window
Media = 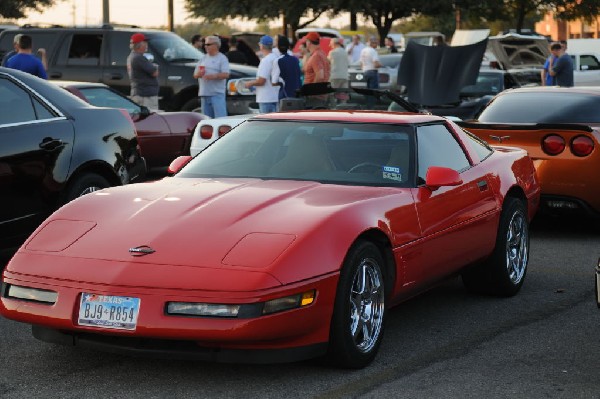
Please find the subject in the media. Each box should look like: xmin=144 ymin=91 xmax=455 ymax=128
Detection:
xmin=108 ymin=32 xmax=132 ymax=67
xmin=0 ymin=78 xmax=36 ymax=124
xmin=66 ymin=34 xmax=103 ymax=66
xmin=416 ymin=124 xmax=470 ymax=183
xmin=580 ymin=54 xmax=600 ymax=71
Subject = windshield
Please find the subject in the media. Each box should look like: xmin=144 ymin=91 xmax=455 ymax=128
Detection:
xmin=147 ymin=32 xmax=202 ymax=62
xmin=460 ymin=72 xmax=503 ymax=96
xmin=178 ymin=120 xmax=414 ymax=186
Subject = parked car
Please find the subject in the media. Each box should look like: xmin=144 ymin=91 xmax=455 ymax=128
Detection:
xmin=459 ymin=86 xmax=600 ymax=216
xmin=1 ymin=109 xmax=540 ymax=368
xmin=0 ymin=25 xmax=258 ymax=113
xmin=419 ymin=68 xmax=541 ymax=120
xmin=0 ymin=67 xmax=146 ymax=254
xmin=189 ymin=114 xmax=251 ymax=156
xmin=55 ymin=81 xmax=207 ymax=168
xmin=348 ymin=53 xmax=403 ymax=94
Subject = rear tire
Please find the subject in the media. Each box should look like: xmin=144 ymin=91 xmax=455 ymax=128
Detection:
xmin=62 ymin=173 xmax=111 ymax=204
xmin=328 ymin=240 xmax=386 ymax=368
xmin=462 ymin=197 xmax=529 ymax=297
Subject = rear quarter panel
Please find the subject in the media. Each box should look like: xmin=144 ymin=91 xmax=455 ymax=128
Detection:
xmin=460 ymin=122 xmax=599 ymax=213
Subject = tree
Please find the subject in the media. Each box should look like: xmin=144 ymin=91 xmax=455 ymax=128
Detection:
xmin=183 ymin=0 xmax=332 ymax=39
xmin=553 ymin=0 xmax=600 ymax=22
xmin=0 ymin=0 xmax=57 ymax=19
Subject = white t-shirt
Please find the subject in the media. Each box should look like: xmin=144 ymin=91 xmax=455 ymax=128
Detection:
xmin=360 ymin=46 xmax=380 ymax=71
xmin=347 ymin=42 xmax=365 ymax=63
xmin=256 ymin=52 xmax=280 ymax=103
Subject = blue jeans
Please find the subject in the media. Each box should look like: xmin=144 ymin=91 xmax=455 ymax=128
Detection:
xmin=201 ymin=93 xmax=227 ymax=118
xmin=365 ymin=69 xmax=379 ymax=109
xmin=259 ymin=102 xmax=278 ymax=113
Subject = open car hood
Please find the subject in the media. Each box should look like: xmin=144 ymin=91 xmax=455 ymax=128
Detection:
xmin=487 ymin=33 xmax=549 ymax=70
xmin=398 ymin=39 xmax=488 ymax=106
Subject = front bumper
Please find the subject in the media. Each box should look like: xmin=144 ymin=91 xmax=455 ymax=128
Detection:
xmin=1 ymin=269 xmax=338 ymax=363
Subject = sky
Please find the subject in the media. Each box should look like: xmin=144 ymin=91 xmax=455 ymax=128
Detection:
xmin=14 ymin=0 xmax=237 ymax=28
xmin=11 ymin=0 xmax=346 ymax=30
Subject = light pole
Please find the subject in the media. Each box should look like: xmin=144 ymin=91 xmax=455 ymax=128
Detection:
xmin=102 ymin=0 xmax=110 ymax=25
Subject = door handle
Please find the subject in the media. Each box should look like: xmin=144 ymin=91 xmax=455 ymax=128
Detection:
xmin=39 ymin=137 xmax=66 ymax=151
xmin=104 ymin=72 xmax=123 ymax=80
xmin=49 ymin=72 xmax=62 ymax=79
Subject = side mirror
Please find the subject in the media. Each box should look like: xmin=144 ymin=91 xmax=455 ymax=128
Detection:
xmin=425 ymin=166 xmax=462 ymax=191
xmin=167 ymin=155 xmax=192 ymax=175
xmin=581 ymin=65 xmax=589 ymax=71
xmin=139 ymin=105 xmax=151 ymax=118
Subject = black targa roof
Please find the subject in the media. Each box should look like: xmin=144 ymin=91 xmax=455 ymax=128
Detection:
xmin=398 ymin=39 xmax=488 ymax=106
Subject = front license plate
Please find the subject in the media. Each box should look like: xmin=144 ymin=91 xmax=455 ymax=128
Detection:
xmin=78 ymin=293 xmax=141 ymax=330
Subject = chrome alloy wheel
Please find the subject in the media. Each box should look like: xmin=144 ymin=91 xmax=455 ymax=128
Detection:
xmin=349 ymin=258 xmax=385 ymax=353
xmin=79 ymin=186 xmax=104 ymax=196
xmin=506 ymin=209 xmax=528 ymax=285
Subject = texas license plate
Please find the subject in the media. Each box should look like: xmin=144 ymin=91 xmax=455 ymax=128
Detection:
xmin=78 ymin=293 xmax=141 ymax=330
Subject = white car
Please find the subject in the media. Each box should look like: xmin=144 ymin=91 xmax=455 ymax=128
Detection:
xmin=348 ymin=53 xmax=403 ymax=94
xmin=190 ymin=115 xmax=252 ymax=156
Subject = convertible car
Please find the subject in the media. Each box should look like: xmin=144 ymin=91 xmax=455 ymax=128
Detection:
xmin=0 ymin=110 xmax=540 ymax=368
xmin=460 ymin=86 xmax=600 ymax=216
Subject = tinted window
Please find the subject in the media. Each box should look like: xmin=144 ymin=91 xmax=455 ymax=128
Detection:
xmin=461 ymin=72 xmax=503 ymax=96
xmin=478 ymin=91 xmax=600 ymax=123
xmin=78 ymin=87 xmax=140 ymax=114
xmin=579 ymin=54 xmax=600 ymax=71
xmin=416 ymin=124 xmax=470 ymax=183
xmin=66 ymin=34 xmax=103 ymax=66
xmin=0 ymin=78 xmax=36 ymax=124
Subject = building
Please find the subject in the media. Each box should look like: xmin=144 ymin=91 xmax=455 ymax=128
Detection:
xmin=536 ymin=11 xmax=600 ymax=41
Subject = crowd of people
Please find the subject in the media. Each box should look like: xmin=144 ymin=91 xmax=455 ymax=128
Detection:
xmin=1 ymin=30 xmax=577 ymax=117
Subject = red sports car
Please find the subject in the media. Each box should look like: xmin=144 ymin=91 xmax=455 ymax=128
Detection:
xmin=0 ymin=111 xmax=540 ymax=368
xmin=56 ymin=81 xmax=207 ymax=168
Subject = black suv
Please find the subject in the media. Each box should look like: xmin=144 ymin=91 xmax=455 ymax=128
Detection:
xmin=0 ymin=25 xmax=258 ymax=113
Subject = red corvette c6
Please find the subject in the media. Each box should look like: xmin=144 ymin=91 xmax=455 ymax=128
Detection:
xmin=0 ymin=111 xmax=540 ymax=368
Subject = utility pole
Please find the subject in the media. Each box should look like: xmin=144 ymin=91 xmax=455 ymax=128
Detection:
xmin=102 ymin=0 xmax=110 ymax=25
xmin=168 ymin=0 xmax=174 ymax=31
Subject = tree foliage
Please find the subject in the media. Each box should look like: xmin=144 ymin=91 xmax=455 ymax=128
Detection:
xmin=0 ymin=0 xmax=57 ymax=19
xmin=183 ymin=0 xmax=332 ymax=38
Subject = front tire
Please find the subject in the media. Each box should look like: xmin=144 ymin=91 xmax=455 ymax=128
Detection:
xmin=462 ymin=197 xmax=529 ymax=297
xmin=62 ymin=173 xmax=111 ymax=204
xmin=328 ymin=240 xmax=386 ymax=368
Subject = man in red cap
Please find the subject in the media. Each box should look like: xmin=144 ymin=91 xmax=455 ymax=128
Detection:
xmin=303 ymin=31 xmax=330 ymax=84
xmin=127 ymin=33 xmax=159 ymax=110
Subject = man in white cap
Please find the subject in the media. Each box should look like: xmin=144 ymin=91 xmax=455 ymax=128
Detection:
xmin=127 ymin=33 xmax=159 ymax=111
xmin=245 ymin=35 xmax=280 ymax=113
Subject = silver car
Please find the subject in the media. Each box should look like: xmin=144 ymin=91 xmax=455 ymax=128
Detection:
xmin=348 ymin=53 xmax=403 ymax=94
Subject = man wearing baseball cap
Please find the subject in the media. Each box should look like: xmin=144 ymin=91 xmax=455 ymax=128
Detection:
xmin=127 ymin=33 xmax=159 ymax=111
xmin=245 ymin=35 xmax=280 ymax=113
xmin=303 ymin=31 xmax=330 ymax=84
xmin=328 ymin=38 xmax=348 ymax=88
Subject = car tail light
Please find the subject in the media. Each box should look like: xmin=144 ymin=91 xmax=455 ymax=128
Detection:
xmin=541 ymin=134 xmax=565 ymax=156
xmin=200 ymin=125 xmax=213 ymax=139
xmin=218 ymin=125 xmax=232 ymax=137
xmin=571 ymin=135 xmax=594 ymax=157
xmin=379 ymin=73 xmax=389 ymax=84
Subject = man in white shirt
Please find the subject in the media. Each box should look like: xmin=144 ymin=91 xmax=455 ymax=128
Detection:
xmin=347 ymin=34 xmax=365 ymax=64
xmin=245 ymin=35 xmax=280 ymax=113
xmin=360 ymin=36 xmax=382 ymax=108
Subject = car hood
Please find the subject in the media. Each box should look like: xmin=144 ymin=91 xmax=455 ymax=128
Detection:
xmin=20 ymin=178 xmax=407 ymax=284
xmin=398 ymin=39 xmax=488 ymax=106
xmin=487 ymin=33 xmax=549 ymax=70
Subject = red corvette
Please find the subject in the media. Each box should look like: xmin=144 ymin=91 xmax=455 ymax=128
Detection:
xmin=0 ymin=111 xmax=540 ymax=368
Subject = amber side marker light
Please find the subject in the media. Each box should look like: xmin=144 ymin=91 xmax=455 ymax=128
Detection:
xmin=165 ymin=290 xmax=316 ymax=318
xmin=571 ymin=135 xmax=594 ymax=157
